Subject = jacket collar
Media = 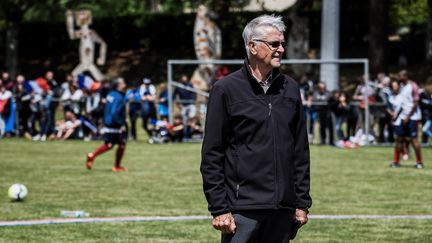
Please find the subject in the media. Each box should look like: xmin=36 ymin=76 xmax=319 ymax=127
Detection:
xmin=242 ymin=58 xmax=282 ymax=94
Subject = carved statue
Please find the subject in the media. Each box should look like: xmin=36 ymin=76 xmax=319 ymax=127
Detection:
xmin=66 ymin=10 xmax=107 ymax=81
xmin=192 ymin=5 xmax=222 ymax=88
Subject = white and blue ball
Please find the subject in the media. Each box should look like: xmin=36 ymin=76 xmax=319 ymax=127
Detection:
xmin=8 ymin=184 xmax=28 ymax=201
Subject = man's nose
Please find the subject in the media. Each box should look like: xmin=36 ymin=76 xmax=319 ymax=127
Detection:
xmin=277 ymin=44 xmax=285 ymax=53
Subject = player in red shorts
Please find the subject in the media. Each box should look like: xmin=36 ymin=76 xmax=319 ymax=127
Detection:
xmin=86 ymin=77 xmax=128 ymax=172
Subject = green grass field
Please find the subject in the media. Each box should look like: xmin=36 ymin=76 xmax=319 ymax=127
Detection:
xmin=0 ymin=139 xmax=431 ymax=242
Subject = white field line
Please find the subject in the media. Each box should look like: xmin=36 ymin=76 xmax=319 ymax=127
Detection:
xmin=1 ymin=215 xmax=432 ymax=227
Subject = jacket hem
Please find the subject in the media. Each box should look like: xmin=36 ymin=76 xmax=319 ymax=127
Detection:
xmin=231 ymin=204 xmax=295 ymax=211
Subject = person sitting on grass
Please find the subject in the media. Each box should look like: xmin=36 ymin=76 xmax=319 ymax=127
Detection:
xmin=149 ymin=117 xmax=171 ymax=144
xmin=55 ymin=109 xmax=82 ymax=140
xmin=167 ymin=115 xmax=184 ymax=143
xmin=186 ymin=116 xmax=203 ymax=140
xmin=85 ymin=77 xmax=128 ymax=172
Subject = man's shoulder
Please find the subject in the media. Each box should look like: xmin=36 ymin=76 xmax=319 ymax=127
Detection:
xmin=281 ymin=74 xmax=298 ymax=87
xmin=212 ymin=69 xmax=245 ymax=90
xmin=280 ymin=74 xmax=300 ymax=97
xmin=108 ymin=90 xmax=121 ymax=98
xmin=409 ymin=80 xmax=418 ymax=85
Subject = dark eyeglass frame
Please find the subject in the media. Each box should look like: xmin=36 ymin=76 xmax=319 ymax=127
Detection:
xmin=252 ymin=39 xmax=287 ymax=49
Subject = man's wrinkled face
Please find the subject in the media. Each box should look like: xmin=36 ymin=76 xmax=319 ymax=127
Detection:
xmin=249 ymin=27 xmax=285 ymax=68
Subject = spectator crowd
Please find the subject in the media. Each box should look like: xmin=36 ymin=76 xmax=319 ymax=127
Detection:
xmin=298 ymin=70 xmax=432 ymax=147
xmin=0 ymin=71 xmax=203 ymax=143
xmin=1 ymin=69 xmax=431 ymax=146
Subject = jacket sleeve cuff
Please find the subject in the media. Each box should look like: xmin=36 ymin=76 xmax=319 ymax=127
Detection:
xmin=211 ymin=209 xmax=231 ymax=217
xmin=296 ymin=207 xmax=310 ymax=214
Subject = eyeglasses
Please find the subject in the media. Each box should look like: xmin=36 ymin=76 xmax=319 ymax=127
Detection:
xmin=253 ymin=39 xmax=287 ymax=49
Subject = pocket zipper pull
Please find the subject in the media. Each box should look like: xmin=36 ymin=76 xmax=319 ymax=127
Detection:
xmin=236 ymin=184 xmax=240 ymax=199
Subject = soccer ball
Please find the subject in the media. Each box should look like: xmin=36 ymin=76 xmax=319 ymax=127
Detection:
xmin=8 ymin=184 xmax=28 ymax=201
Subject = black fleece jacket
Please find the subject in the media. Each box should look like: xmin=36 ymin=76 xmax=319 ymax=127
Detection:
xmin=200 ymin=60 xmax=312 ymax=216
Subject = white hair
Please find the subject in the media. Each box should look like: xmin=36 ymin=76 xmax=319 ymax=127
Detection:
xmin=242 ymin=15 xmax=286 ymax=57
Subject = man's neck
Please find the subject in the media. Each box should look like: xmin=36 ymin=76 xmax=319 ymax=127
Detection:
xmin=248 ymin=59 xmax=272 ymax=82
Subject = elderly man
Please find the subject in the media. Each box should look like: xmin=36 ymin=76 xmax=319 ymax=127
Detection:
xmin=200 ymin=15 xmax=312 ymax=242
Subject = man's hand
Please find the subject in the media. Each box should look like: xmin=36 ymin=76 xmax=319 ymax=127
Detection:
xmin=403 ymin=117 xmax=409 ymax=125
xmin=294 ymin=208 xmax=308 ymax=227
xmin=212 ymin=213 xmax=236 ymax=234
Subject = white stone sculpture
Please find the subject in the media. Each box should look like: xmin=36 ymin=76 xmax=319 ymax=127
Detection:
xmin=66 ymin=10 xmax=107 ymax=81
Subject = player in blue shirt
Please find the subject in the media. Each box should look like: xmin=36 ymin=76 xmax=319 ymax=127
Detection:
xmin=86 ymin=77 xmax=128 ymax=172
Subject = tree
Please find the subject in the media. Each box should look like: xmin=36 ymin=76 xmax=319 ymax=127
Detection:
xmin=389 ymin=0 xmax=429 ymax=63
xmin=0 ymin=0 xmax=71 ymax=76
xmin=0 ymin=1 xmax=32 ymax=77
xmin=0 ymin=0 xmax=149 ymax=76
xmin=427 ymin=0 xmax=432 ymax=61
xmin=369 ymin=0 xmax=390 ymax=74
xmin=285 ymin=0 xmax=316 ymax=75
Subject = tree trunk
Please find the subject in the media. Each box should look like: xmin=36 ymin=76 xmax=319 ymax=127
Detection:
xmin=426 ymin=0 xmax=432 ymax=62
xmin=4 ymin=20 xmax=20 ymax=78
xmin=369 ymin=0 xmax=389 ymax=74
xmin=210 ymin=0 xmax=230 ymax=16
xmin=285 ymin=1 xmax=315 ymax=76
xmin=286 ymin=11 xmax=310 ymax=75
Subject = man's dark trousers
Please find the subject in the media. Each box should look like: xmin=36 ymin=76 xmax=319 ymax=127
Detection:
xmin=221 ymin=210 xmax=294 ymax=243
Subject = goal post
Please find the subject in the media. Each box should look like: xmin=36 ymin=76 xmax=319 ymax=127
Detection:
xmin=167 ymin=58 xmax=371 ymax=143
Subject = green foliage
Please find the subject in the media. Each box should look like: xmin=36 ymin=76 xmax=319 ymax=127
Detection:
xmin=12 ymin=0 xmax=252 ymax=23
xmin=390 ymin=0 xmax=429 ymax=28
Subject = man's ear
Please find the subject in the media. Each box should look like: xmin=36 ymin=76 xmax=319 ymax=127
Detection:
xmin=249 ymin=42 xmax=257 ymax=56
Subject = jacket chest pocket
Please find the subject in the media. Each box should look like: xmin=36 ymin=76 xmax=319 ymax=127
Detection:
xmin=272 ymin=97 xmax=297 ymax=121
xmin=230 ymin=99 xmax=268 ymax=125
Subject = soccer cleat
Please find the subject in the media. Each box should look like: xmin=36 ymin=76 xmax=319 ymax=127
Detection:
xmin=390 ymin=162 xmax=401 ymax=168
xmin=86 ymin=153 xmax=94 ymax=170
xmin=415 ymin=163 xmax=424 ymax=169
xmin=112 ymin=166 xmax=128 ymax=172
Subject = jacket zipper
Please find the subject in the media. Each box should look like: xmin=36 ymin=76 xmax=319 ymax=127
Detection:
xmin=267 ymin=96 xmax=278 ymax=209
